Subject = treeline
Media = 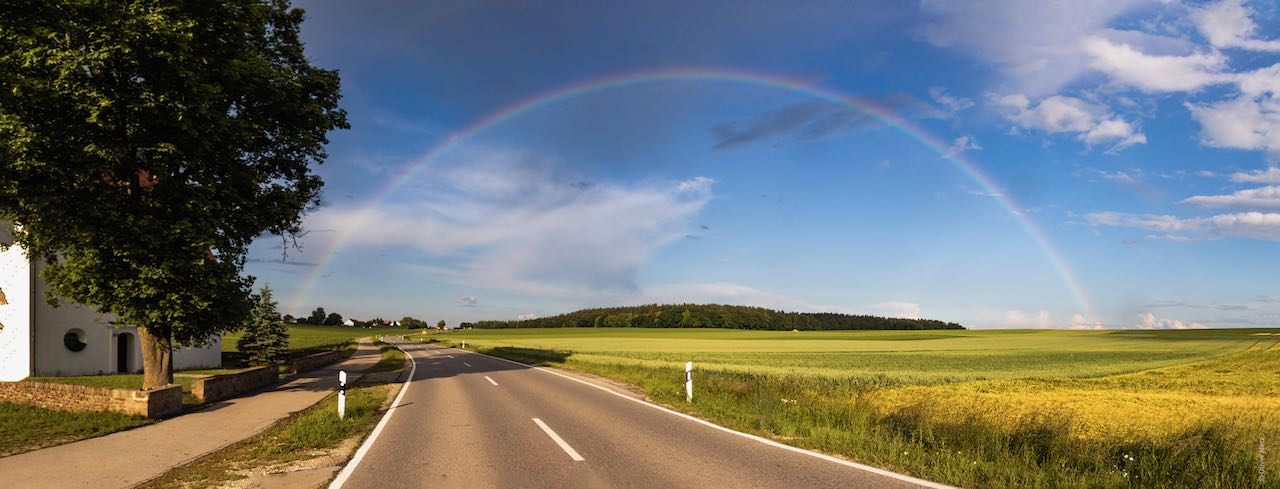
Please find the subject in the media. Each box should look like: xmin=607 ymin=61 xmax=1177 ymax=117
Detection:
xmin=462 ymin=304 xmax=965 ymax=331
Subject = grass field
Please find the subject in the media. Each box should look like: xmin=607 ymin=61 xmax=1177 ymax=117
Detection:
xmin=434 ymin=327 xmax=1279 ymax=488
xmin=221 ymin=324 xmax=377 ymax=355
xmin=0 ymin=402 xmax=151 ymax=457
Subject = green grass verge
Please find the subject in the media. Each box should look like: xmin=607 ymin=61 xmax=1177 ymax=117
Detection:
xmin=366 ymin=341 xmax=407 ymax=373
xmin=137 ymin=384 xmax=390 ymax=488
xmin=0 ymin=402 xmax=151 ymax=457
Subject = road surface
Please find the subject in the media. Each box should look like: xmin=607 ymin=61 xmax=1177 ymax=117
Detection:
xmin=334 ymin=339 xmax=946 ymax=489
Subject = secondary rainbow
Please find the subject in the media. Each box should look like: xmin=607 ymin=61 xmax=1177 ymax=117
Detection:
xmin=290 ymin=68 xmax=1099 ymax=326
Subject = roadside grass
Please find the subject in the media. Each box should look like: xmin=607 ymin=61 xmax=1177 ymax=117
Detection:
xmin=0 ymin=402 xmax=151 ymax=457
xmin=137 ymin=384 xmax=390 ymax=489
xmin=366 ymin=340 xmax=407 ymax=373
xmin=435 ymin=328 xmax=1280 ymax=488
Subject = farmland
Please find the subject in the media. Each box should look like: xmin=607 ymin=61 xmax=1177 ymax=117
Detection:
xmin=433 ymin=327 xmax=1280 ymax=488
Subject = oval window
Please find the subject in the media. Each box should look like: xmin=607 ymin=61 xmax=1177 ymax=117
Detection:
xmin=64 ymin=329 xmax=86 ymax=352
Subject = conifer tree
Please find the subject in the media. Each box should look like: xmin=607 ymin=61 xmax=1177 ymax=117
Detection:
xmin=238 ymin=285 xmax=289 ymax=366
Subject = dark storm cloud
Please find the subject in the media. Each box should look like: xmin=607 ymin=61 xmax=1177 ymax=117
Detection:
xmin=709 ymin=102 xmax=829 ymax=151
xmin=708 ymin=93 xmax=943 ymax=151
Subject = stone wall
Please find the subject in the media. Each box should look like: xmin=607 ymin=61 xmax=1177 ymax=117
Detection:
xmin=290 ymin=350 xmax=347 ymax=373
xmin=190 ymin=366 xmax=277 ymax=403
xmin=0 ymin=381 xmax=183 ymax=418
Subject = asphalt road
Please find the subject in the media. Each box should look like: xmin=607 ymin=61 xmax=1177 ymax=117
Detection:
xmin=335 ymin=339 xmax=947 ymax=489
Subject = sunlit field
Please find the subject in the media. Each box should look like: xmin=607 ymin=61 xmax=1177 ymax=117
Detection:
xmin=221 ymin=324 xmax=373 ymax=354
xmin=434 ymin=328 xmax=1280 ymax=488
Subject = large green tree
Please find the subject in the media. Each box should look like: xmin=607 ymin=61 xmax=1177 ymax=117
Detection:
xmin=0 ymin=0 xmax=347 ymax=388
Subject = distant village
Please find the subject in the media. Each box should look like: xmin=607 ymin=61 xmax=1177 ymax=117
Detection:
xmin=281 ymin=307 xmax=452 ymax=329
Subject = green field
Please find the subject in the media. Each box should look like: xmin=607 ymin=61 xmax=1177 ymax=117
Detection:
xmin=221 ymin=324 xmax=375 ymax=354
xmin=436 ymin=327 xmax=1280 ymax=488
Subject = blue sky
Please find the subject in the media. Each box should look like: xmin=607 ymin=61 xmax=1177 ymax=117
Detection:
xmin=247 ymin=0 xmax=1280 ymax=329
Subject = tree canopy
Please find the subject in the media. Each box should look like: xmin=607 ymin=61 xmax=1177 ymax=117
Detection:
xmin=469 ymin=304 xmax=965 ymax=331
xmin=0 ymin=0 xmax=347 ymax=387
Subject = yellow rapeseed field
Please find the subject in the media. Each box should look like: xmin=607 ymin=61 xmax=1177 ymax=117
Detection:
xmin=872 ymin=340 xmax=1280 ymax=441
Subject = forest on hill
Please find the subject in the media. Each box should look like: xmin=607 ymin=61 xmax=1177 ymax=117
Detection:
xmin=462 ymin=304 xmax=965 ymax=331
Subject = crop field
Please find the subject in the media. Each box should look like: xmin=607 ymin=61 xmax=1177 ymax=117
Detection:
xmin=435 ymin=328 xmax=1280 ymax=488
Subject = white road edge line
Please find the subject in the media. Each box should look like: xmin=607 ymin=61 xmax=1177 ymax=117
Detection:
xmin=485 ymin=375 xmax=499 ymax=386
xmin=328 ymin=340 xmax=418 ymax=489
xmin=463 ymin=362 xmax=472 ymax=367
xmin=532 ymin=417 xmax=585 ymax=462
xmin=450 ymin=347 xmax=953 ymax=489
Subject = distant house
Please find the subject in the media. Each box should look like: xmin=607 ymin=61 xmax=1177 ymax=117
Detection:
xmin=0 ymin=230 xmax=221 ymax=381
xmin=343 ymin=318 xmax=357 ymax=327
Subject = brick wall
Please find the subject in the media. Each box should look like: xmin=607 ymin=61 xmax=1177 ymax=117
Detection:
xmin=290 ymin=350 xmax=346 ymax=373
xmin=190 ymin=366 xmax=277 ymax=403
xmin=0 ymin=381 xmax=182 ymax=418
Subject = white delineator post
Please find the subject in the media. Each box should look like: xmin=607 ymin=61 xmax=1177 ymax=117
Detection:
xmin=685 ymin=361 xmax=693 ymax=402
xmin=338 ymin=370 xmax=347 ymax=419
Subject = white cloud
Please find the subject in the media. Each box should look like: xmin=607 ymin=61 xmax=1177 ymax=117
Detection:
xmin=1231 ymin=167 xmax=1280 ymax=183
xmin=1082 ymin=35 xmax=1229 ymax=93
xmin=1184 ymin=185 xmax=1280 ymax=209
xmin=947 ymin=135 xmax=981 ymax=155
xmin=1003 ymin=309 xmax=1053 ymax=329
xmin=1087 ymin=210 xmax=1280 ymax=241
xmin=871 ymin=301 xmax=922 ymax=319
xmin=1135 ymin=312 xmax=1207 ymax=329
xmin=1188 ymin=92 xmax=1280 ymax=154
xmin=1206 ymin=211 xmax=1280 ymax=240
xmin=1082 ymin=117 xmax=1147 ymax=151
xmin=457 ymin=295 xmax=478 ymax=307
xmin=1070 ymin=313 xmax=1104 ymax=330
xmin=1192 ymin=0 xmax=1280 ymax=52
xmin=928 ymin=87 xmax=974 ymax=113
xmin=995 ymin=94 xmax=1145 ymax=151
xmin=1085 ymin=211 xmax=1201 ymax=232
xmin=1098 ymin=170 xmax=1140 ymax=186
xmin=308 ymin=147 xmax=714 ymax=294
xmin=919 ymin=0 xmax=1152 ymax=95
xmin=516 ymin=313 xmax=539 ymax=321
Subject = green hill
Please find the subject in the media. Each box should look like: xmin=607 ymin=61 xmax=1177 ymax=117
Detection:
xmin=462 ymin=304 xmax=964 ymax=331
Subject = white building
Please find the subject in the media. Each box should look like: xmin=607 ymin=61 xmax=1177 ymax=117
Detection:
xmin=0 ymin=233 xmax=221 ymax=381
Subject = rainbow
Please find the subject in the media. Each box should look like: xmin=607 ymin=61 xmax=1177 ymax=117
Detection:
xmin=290 ymin=68 xmax=1099 ymax=326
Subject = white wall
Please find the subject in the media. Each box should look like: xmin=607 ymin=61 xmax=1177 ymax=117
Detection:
xmin=174 ymin=335 xmax=221 ymax=370
xmin=1 ymin=239 xmax=222 ymax=378
xmin=0 ymin=238 xmax=32 ymax=381
xmin=29 ymin=261 xmax=222 ymax=376
xmin=32 ymin=260 xmax=116 ymax=376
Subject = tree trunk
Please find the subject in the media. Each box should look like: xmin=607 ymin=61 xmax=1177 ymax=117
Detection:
xmin=137 ymin=326 xmax=173 ymax=389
